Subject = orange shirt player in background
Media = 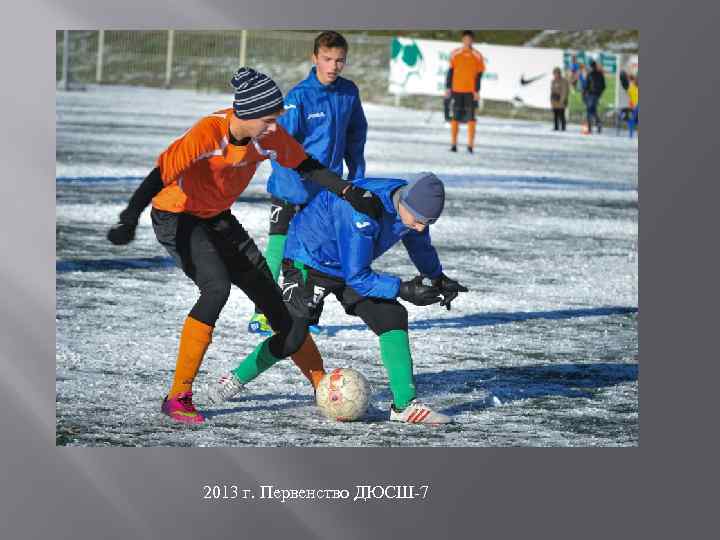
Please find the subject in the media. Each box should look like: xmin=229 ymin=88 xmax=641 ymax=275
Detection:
xmin=106 ymin=67 xmax=383 ymax=425
xmin=445 ymin=30 xmax=485 ymax=153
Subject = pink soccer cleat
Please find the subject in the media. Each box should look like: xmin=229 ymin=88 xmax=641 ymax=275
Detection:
xmin=161 ymin=392 xmax=205 ymax=425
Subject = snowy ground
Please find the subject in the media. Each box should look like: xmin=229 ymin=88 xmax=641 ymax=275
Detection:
xmin=56 ymin=85 xmax=638 ymax=447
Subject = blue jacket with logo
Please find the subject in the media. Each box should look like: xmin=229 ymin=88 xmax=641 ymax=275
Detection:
xmin=267 ymin=67 xmax=368 ymax=205
xmin=284 ymin=178 xmax=443 ymax=299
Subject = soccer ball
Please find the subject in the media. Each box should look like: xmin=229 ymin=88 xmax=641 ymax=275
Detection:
xmin=316 ymin=368 xmax=371 ymax=422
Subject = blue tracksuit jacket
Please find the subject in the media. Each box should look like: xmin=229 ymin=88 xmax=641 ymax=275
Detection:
xmin=284 ymin=178 xmax=443 ymax=299
xmin=267 ymin=67 xmax=368 ymax=205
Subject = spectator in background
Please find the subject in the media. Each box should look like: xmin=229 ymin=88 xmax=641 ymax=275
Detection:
xmin=445 ymin=30 xmax=485 ymax=153
xmin=577 ymin=62 xmax=588 ymax=93
xmin=568 ymin=54 xmax=580 ymax=88
xmin=627 ymin=74 xmax=639 ymax=137
xmin=550 ymin=67 xmax=570 ymax=131
xmin=585 ymin=60 xmax=606 ymax=134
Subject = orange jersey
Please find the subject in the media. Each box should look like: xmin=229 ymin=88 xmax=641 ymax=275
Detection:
xmin=449 ymin=47 xmax=485 ymax=93
xmin=152 ymin=108 xmax=307 ymax=218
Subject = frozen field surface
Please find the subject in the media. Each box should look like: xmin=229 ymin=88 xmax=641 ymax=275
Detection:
xmin=56 ymin=86 xmax=638 ymax=447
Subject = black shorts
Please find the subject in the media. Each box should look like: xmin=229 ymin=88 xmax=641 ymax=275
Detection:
xmin=450 ymin=92 xmax=477 ymax=123
xmin=269 ymin=197 xmax=304 ymax=236
xmin=281 ymin=259 xmax=408 ymax=336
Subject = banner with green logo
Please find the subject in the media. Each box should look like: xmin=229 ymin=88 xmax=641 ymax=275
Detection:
xmin=390 ymin=37 xmax=620 ymax=112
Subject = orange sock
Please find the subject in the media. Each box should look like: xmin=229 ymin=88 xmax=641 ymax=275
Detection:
xmin=168 ymin=316 xmax=213 ymax=398
xmin=291 ymin=335 xmax=326 ymax=388
xmin=450 ymin=120 xmax=459 ymax=146
xmin=468 ymin=120 xmax=476 ymax=149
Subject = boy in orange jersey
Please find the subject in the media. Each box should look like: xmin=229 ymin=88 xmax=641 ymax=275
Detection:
xmin=106 ymin=67 xmax=383 ymax=425
xmin=445 ymin=30 xmax=485 ymax=153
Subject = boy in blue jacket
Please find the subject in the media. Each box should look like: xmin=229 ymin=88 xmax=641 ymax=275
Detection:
xmin=249 ymin=30 xmax=368 ymax=335
xmin=211 ymin=173 xmax=468 ymax=424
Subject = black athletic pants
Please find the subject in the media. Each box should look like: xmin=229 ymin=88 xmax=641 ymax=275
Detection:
xmin=151 ymin=208 xmax=307 ymax=358
xmin=281 ymin=259 xmax=408 ymax=336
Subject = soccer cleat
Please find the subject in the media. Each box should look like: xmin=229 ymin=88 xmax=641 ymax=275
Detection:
xmin=389 ymin=400 xmax=451 ymax=425
xmin=450 ymin=145 xmax=457 ymax=152
xmin=161 ymin=392 xmax=205 ymax=424
xmin=467 ymin=146 xmax=474 ymax=154
xmin=247 ymin=313 xmax=272 ymax=335
xmin=308 ymin=324 xmax=322 ymax=335
xmin=207 ymin=372 xmax=245 ymax=405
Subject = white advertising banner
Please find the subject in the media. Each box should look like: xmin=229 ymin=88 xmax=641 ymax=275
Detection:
xmin=389 ymin=37 xmax=565 ymax=110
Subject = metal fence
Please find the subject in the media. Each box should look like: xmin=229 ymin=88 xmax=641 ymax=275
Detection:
xmin=56 ymin=30 xmax=627 ymax=125
xmin=56 ymin=30 xmax=392 ymax=103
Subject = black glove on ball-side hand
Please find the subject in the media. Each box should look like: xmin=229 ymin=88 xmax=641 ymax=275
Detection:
xmin=432 ymin=273 xmax=469 ymax=310
xmin=342 ymin=185 xmax=384 ymax=221
xmin=106 ymin=167 xmax=164 ymax=246
xmin=107 ymin=219 xmax=137 ymax=245
xmin=398 ymin=276 xmax=443 ymax=306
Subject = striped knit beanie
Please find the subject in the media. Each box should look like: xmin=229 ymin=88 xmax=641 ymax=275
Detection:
xmin=230 ymin=67 xmax=284 ymax=119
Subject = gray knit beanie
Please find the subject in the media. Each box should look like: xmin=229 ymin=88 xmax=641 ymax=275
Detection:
xmin=399 ymin=172 xmax=445 ymax=223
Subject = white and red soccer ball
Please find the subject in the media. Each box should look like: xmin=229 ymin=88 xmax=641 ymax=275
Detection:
xmin=315 ymin=368 xmax=371 ymax=421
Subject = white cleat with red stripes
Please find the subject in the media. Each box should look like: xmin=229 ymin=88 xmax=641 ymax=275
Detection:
xmin=389 ymin=400 xmax=451 ymax=425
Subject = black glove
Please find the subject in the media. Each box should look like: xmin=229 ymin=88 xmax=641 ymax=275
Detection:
xmin=342 ymin=185 xmax=384 ymax=221
xmin=107 ymin=218 xmax=137 ymax=245
xmin=398 ymin=275 xmax=443 ymax=306
xmin=432 ymin=273 xmax=469 ymax=310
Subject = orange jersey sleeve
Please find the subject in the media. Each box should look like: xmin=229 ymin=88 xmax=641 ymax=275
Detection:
xmin=260 ymin=124 xmax=307 ymax=169
xmin=156 ymin=116 xmax=226 ymax=185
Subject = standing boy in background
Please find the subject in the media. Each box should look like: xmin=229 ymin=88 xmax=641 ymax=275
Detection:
xmin=248 ymin=30 xmax=368 ymax=335
xmin=445 ymin=30 xmax=485 ymax=154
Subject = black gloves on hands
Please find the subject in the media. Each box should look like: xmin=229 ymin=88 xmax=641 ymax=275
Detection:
xmin=342 ymin=185 xmax=384 ymax=221
xmin=432 ymin=273 xmax=469 ymax=310
xmin=398 ymin=276 xmax=443 ymax=306
xmin=107 ymin=216 xmax=137 ymax=245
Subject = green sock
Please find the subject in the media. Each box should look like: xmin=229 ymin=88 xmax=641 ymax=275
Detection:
xmin=379 ymin=330 xmax=416 ymax=410
xmin=265 ymin=234 xmax=287 ymax=283
xmin=231 ymin=339 xmax=282 ymax=384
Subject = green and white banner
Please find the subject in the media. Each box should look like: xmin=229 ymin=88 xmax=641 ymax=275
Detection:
xmin=389 ymin=37 xmax=564 ymax=110
xmin=389 ymin=37 xmax=621 ymax=112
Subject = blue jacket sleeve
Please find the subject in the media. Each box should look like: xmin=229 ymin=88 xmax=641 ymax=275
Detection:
xmin=401 ymin=228 xmax=443 ymax=279
xmin=270 ymin=92 xmax=307 ymax=193
xmin=278 ymin=92 xmax=304 ymax=140
xmin=336 ymin=205 xmax=401 ymax=298
xmin=344 ymin=91 xmax=367 ymax=180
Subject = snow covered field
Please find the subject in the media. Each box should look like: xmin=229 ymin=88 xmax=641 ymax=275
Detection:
xmin=56 ymin=86 xmax=638 ymax=447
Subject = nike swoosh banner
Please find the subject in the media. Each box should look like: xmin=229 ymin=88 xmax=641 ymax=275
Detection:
xmin=389 ymin=37 xmax=618 ymax=110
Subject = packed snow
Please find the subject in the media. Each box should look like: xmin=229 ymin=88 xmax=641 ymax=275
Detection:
xmin=57 ymin=85 xmax=638 ymax=447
